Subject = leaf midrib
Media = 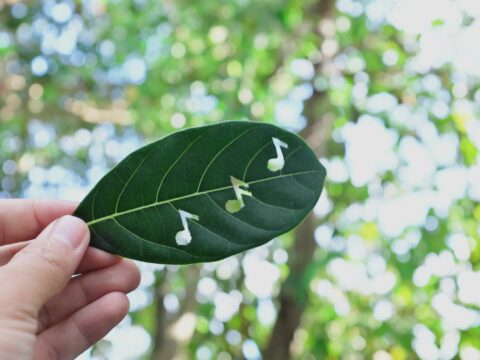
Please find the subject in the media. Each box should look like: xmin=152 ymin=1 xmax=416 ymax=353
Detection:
xmin=86 ymin=169 xmax=321 ymax=226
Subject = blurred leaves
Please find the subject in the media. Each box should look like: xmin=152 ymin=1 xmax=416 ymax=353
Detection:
xmin=1 ymin=0 xmax=480 ymax=359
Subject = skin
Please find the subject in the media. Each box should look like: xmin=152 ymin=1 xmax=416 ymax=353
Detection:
xmin=0 ymin=199 xmax=141 ymax=360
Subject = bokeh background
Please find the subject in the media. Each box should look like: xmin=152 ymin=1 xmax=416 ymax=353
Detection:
xmin=1 ymin=0 xmax=480 ymax=359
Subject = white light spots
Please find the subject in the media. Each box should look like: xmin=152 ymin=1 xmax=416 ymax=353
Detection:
xmin=163 ymin=293 xmax=180 ymax=313
xmin=275 ymin=99 xmax=306 ymax=132
xmin=196 ymin=346 xmax=212 ymax=360
xmin=273 ymin=248 xmax=288 ymax=264
xmin=314 ymin=279 xmax=333 ymax=298
xmin=322 ymin=39 xmax=338 ymax=56
xmin=454 ymin=21 xmax=480 ymax=76
xmin=104 ymin=325 xmax=151 ymax=360
xmin=242 ymin=340 xmax=262 ymax=360
xmin=290 ymin=83 xmax=313 ymax=102
xmin=100 ymin=40 xmax=116 ymax=57
xmin=460 ymin=346 xmax=480 ymax=360
xmin=54 ymin=27 xmax=78 ymax=55
xmin=367 ymin=253 xmax=387 ymax=276
xmin=315 ymin=282 xmax=351 ymax=316
xmin=127 ymin=289 xmax=150 ymax=312
xmin=432 ymin=293 xmax=480 ymax=330
xmin=290 ymin=59 xmax=315 ymax=80
xmin=424 ymin=251 xmax=457 ymax=277
xmin=366 ymin=92 xmax=398 ymax=113
xmin=171 ymin=42 xmax=186 ymax=58
xmin=209 ymin=26 xmax=228 ymax=44
xmin=74 ymin=128 xmax=92 ymax=147
xmin=429 ymin=132 xmax=458 ymax=167
xmin=122 ymin=57 xmax=147 ymax=84
xmin=373 ymin=350 xmax=393 ymax=360
xmin=51 ymin=3 xmax=73 ymax=23
xmin=11 ymin=3 xmax=28 ymax=19
xmin=238 ymin=88 xmax=253 ymax=104
xmin=413 ymin=324 xmax=440 ymax=360
xmin=323 ymin=156 xmax=349 ymax=183
xmin=171 ymin=113 xmax=186 ymax=128
xmin=243 ymin=254 xmax=279 ymax=298
xmin=388 ymin=0 xmax=461 ymax=35
xmin=214 ymin=291 xmax=242 ymax=322
xmin=413 ymin=265 xmax=431 ymax=287
xmin=226 ymin=330 xmax=242 ymax=345
xmin=466 ymin=119 xmax=480 ymax=151
xmin=28 ymin=119 xmax=55 ymax=147
xmin=257 ymin=299 xmax=276 ymax=325
xmin=327 ymin=258 xmax=396 ymax=295
xmin=216 ymin=257 xmax=239 ymax=280
xmin=398 ymin=136 xmax=436 ymax=189
xmin=377 ymin=192 xmax=433 ymax=236
xmin=254 ymin=33 xmax=268 ymax=49
xmin=209 ymin=318 xmax=224 ymax=335
xmin=0 ymin=32 xmax=12 ymax=49
xmin=342 ymin=115 xmax=398 ymax=186
xmin=458 ymin=271 xmax=480 ymax=306
xmin=31 ymin=56 xmax=49 ymax=76
xmin=447 ymin=233 xmax=471 ymax=262
xmin=373 ymin=300 xmax=395 ymax=321
xmin=313 ymin=188 xmax=333 ymax=217
xmin=197 ymin=277 xmax=217 ymax=303
xmin=452 ymin=82 xmax=468 ymax=98
xmin=2 ymin=160 xmax=17 ymax=175
xmin=171 ymin=313 xmax=197 ymax=342
xmin=392 ymin=231 xmax=421 ymax=257
xmin=440 ymin=331 xmax=461 ymax=360
xmin=336 ymin=16 xmax=351 ymax=32
xmin=435 ymin=167 xmax=468 ymax=200
xmin=346 ymin=235 xmax=367 ymax=261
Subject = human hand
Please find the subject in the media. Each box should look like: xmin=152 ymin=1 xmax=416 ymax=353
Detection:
xmin=0 ymin=199 xmax=141 ymax=360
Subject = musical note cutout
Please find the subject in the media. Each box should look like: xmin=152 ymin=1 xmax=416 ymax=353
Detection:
xmin=267 ymin=137 xmax=289 ymax=172
xmin=225 ymin=176 xmax=252 ymax=213
xmin=175 ymin=210 xmax=199 ymax=246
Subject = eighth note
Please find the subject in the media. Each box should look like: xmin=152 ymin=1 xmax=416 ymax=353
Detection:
xmin=225 ymin=176 xmax=252 ymax=213
xmin=175 ymin=210 xmax=199 ymax=246
xmin=267 ymin=137 xmax=289 ymax=172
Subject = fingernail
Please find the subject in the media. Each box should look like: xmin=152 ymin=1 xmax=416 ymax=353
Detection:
xmin=51 ymin=215 xmax=88 ymax=249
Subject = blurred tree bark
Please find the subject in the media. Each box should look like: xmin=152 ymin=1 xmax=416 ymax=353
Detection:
xmin=263 ymin=0 xmax=336 ymax=358
xmin=153 ymin=266 xmax=200 ymax=360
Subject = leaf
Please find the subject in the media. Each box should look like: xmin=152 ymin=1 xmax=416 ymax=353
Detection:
xmin=74 ymin=121 xmax=326 ymax=264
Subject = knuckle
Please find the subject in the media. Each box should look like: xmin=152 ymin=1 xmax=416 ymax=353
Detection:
xmin=38 ymin=338 xmax=61 ymax=360
xmin=37 ymin=306 xmax=49 ymax=333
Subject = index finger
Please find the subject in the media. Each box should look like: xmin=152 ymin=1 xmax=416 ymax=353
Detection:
xmin=0 ymin=199 xmax=77 ymax=245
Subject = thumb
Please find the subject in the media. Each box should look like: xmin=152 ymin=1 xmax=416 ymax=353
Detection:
xmin=4 ymin=215 xmax=89 ymax=313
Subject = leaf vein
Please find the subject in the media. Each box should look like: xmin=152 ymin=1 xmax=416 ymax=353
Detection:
xmin=86 ymin=170 xmax=323 ymax=226
xmin=197 ymin=127 xmax=256 ymax=192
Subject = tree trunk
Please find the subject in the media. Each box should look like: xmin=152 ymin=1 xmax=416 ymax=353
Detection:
xmin=153 ymin=265 xmax=200 ymax=360
xmin=263 ymin=0 xmax=336 ymax=358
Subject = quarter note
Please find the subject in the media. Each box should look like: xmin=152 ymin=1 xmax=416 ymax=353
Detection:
xmin=225 ymin=176 xmax=252 ymax=213
xmin=175 ymin=209 xmax=199 ymax=246
xmin=267 ymin=137 xmax=288 ymax=172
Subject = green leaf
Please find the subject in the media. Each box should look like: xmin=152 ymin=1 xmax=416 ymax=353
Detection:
xmin=74 ymin=121 xmax=326 ymax=264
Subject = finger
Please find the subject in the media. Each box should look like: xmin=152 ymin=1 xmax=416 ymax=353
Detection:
xmin=1 ymin=215 xmax=89 ymax=316
xmin=0 ymin=240 xmax=32 ymax=266
xmin=0 ymin=199 xmax=77 ymax=245
xmin=34 ymin=292 xmax=129 ymax=360
xmin=0 ymin=241 xmax=120 ymax=272
xmin=37 ymin=259 xmax=140 ymax=333
xmin=76 ymin=246 xmax=122 ymax=274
